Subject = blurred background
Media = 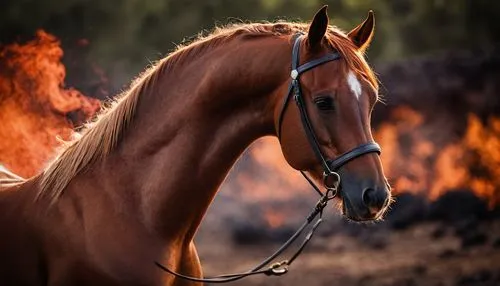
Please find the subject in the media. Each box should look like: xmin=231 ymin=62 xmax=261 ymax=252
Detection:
xmin=1 ymin=0 xmax=500 ymax=285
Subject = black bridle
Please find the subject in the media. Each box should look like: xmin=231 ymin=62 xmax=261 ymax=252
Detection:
xmin=277 ymin=33 xmax=381 ymax=195
xmin=155 ymin=33 xmax=381 ymax=283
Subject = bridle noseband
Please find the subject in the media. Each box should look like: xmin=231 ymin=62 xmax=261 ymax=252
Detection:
xmin=155 ymin=33 xmax=382 ymax=283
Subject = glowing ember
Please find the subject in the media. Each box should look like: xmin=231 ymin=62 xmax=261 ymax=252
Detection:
xmin=0 ymin=30 xmax=99 ymax=178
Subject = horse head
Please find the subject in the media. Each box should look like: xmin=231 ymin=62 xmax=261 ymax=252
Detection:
xmin=276 ymin=6 xmax=391 ymax=221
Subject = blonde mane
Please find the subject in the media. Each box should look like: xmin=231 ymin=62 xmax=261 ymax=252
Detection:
xmin=38 ymin=21 xmax=378 ymax=203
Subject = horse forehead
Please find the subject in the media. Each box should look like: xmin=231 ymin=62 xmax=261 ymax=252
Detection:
xmin=346 ymin=70 xmax=362 ymax=100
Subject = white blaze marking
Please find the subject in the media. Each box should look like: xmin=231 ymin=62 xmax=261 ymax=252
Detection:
xmin=347 ymin=71 xmax=362 ymax=100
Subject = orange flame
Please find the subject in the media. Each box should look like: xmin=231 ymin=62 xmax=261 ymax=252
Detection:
xmin=431 ymin=114 xmax=500 ymax=206
xmin=375 ymin=107 xmax=435 ymax=194
xmin=376 ymin=107 xmax=500 ymax=208
xmin=0 ymin=30 xmax=99 ymax=177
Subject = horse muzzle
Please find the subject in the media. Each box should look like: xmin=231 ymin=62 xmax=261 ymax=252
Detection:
xmin=338 ymin=171 xmax=391 ymax=221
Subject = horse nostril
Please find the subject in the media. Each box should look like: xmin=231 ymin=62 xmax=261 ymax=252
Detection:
xmin=362 ymin=188 xmax=375 ymax=207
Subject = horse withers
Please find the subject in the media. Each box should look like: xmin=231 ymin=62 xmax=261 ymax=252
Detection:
xmin=0 ymin=6 xmax=391 ymax=286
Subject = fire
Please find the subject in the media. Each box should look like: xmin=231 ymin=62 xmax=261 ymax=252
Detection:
xmin=375 ymin=107 xmax=435 ymax=194
xmin=434 ymin=114 xmax=500 ymax=206
xmin=0 ymin=30 xmax=99 ymax=178
xmin=376 ymin=107 xmax=500 ymax=207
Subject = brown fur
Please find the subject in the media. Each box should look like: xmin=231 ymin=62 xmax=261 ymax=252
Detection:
xmin=39 ymin=22 xmax=378 ymax=204
xmin=0 ymin=9 xmax=388 ymax=286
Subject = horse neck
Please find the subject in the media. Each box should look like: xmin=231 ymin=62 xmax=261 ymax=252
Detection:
xmin=100 ymin=36 xmax=291 ymax=240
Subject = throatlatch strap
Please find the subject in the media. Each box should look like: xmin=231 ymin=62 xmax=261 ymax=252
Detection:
xmin=276 ymin=83 xmax=295 ymax=139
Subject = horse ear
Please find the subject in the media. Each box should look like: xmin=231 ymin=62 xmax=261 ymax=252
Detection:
xmin=347 ymin=10 xmax=375 ymax=51
xmin=307 ymin=5 xmax=329 ymax=49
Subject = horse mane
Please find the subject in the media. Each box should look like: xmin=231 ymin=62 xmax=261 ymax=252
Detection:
xmin=38 ymin=21 xmax=378 ymax=203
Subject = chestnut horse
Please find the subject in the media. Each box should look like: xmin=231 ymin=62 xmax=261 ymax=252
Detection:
xmin=0 ymin=6 xmax=390 ymax=286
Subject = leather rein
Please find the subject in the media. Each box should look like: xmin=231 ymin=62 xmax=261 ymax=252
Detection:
xmin=155 ymin=33 xmax=381 ymax=283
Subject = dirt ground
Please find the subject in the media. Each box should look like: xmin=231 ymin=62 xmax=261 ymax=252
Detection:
xmin=196 ymin=220 xmax=500 ymax=286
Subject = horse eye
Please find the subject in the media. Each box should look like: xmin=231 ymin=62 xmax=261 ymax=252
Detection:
xmin=314 ymin=97 xmax=334 ymax=111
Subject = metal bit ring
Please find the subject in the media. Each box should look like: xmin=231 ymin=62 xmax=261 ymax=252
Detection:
xmin=323 ymin=171 xmax=340 ymax=197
